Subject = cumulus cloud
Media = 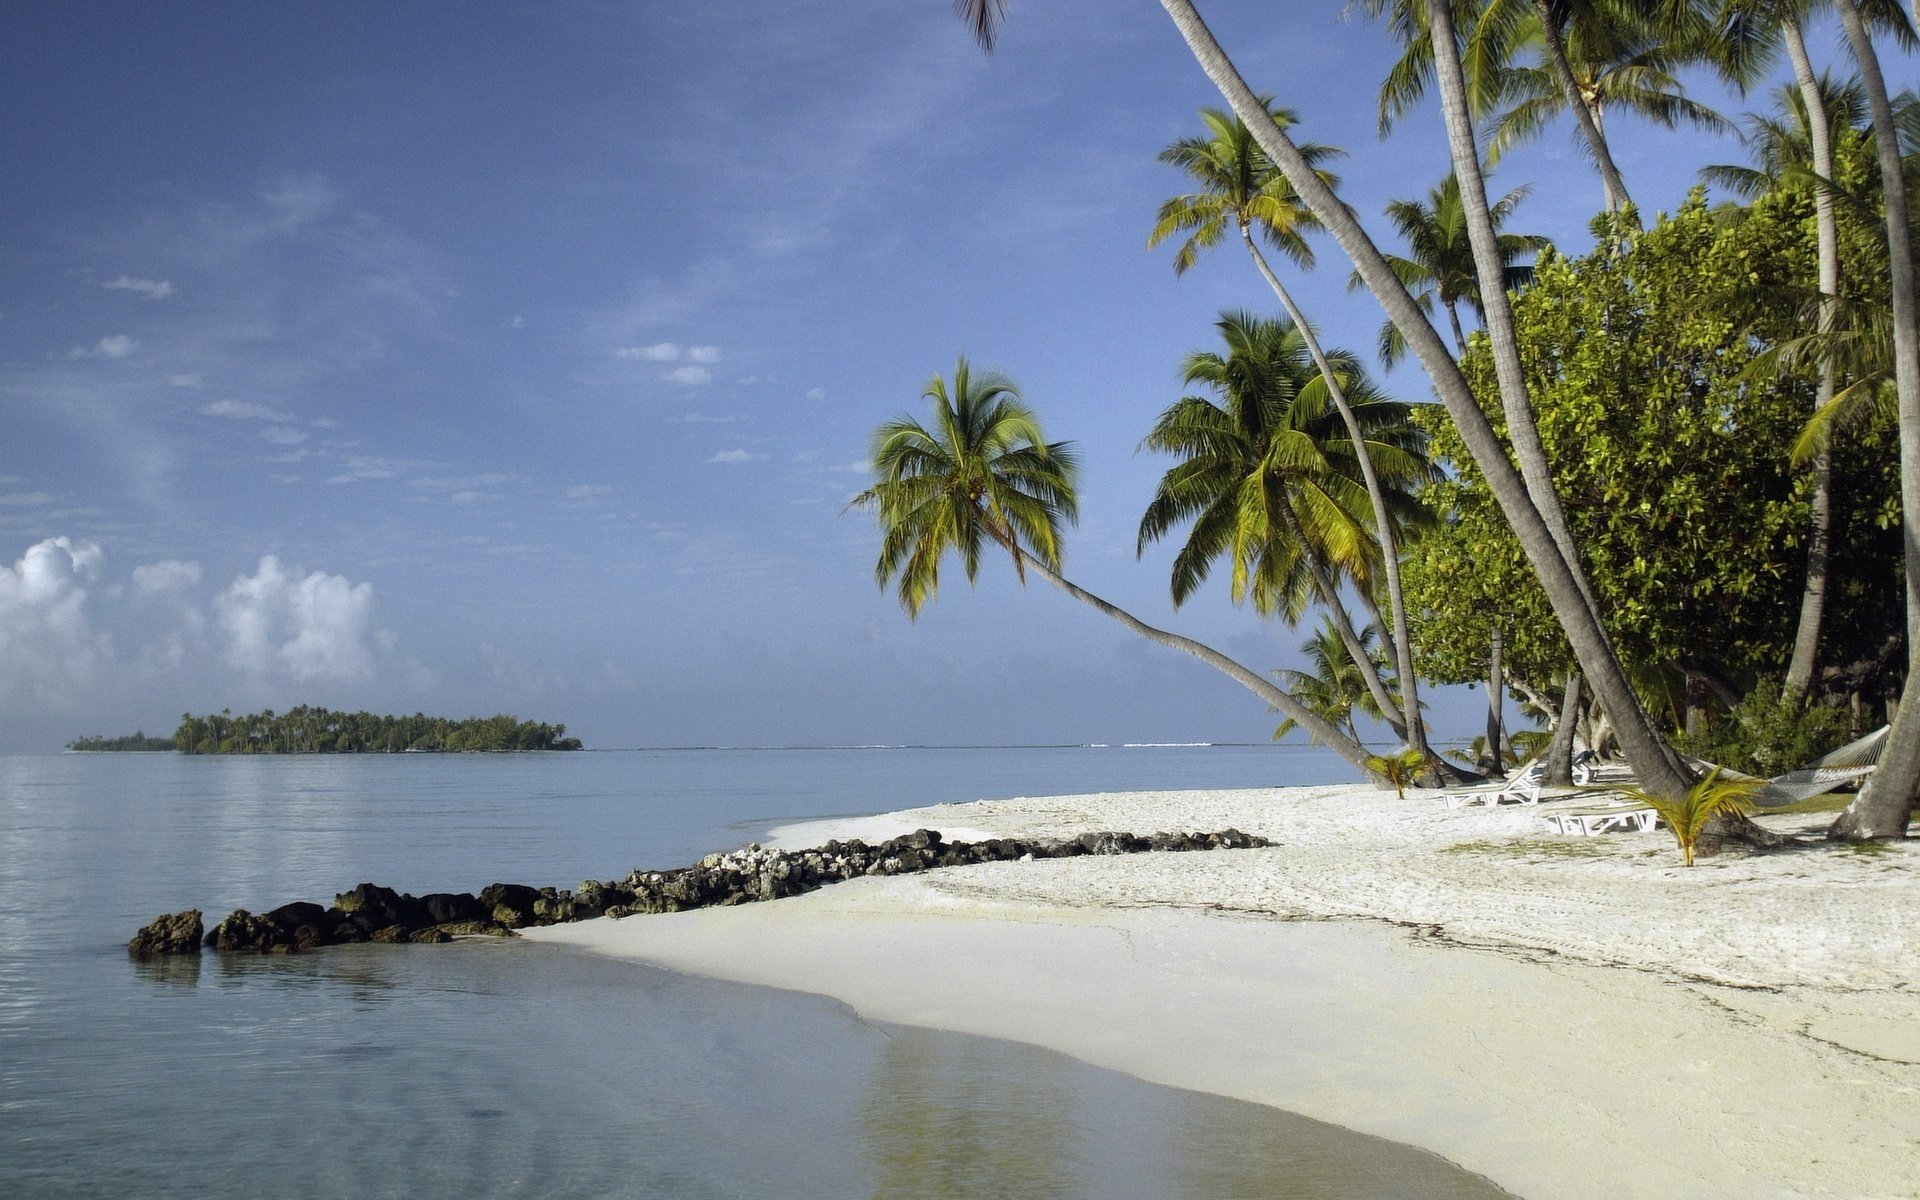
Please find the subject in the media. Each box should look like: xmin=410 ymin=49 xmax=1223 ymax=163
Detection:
xmin=668 ymin=365 xmax=712 ymax=385
xmin=616 ymin=342 xmax=681 ymax=361
xmin=705 ymin=448 xmax=766 ymax=464
xmin=71 ymin=334 xmax=138 ymax=359
xmin=686 ymin=345 xmax=720 ymax=363
xmin=805 ymin=386 xmax=827 ymax=401
xmin=201 ymin=398 xmax=297 ymax=422
xmin=216 ymin=556 xmax=378 ymax=682
xmin=259 ymin=426 xmax=308 ymax=445
xmin=564 ymin=484 xmax=612 ymax=499
xmin=102 ymin=276 xmax=175 ymax=300
xmin=0 ymin=537 xmax=110 ymax=708
xmin=131 ymin=559 xmax=203 ymax=597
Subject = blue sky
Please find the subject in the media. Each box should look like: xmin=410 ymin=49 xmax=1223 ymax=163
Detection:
xmin=0 ymin=2 xmax=1889 ymax=752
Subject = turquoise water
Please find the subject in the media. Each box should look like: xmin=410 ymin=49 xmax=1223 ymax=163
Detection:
xmin=0 ymin=747 xmax=1509 ymax=1198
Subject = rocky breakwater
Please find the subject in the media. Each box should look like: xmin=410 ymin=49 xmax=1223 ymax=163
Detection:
xmin=129 ymin=826 xmax=1271 ymax=957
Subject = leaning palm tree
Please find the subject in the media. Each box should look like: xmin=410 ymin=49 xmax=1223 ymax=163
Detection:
xmin=1149 ymin=106 xmax=1439 ymax=764
xmin=855 ymin=357 xmax=1382 ymax=776
xmin=959 ymin=0 xmax=1704 ymax=804
xmin=1363 ymin=172 xmax=1550 ymax=363
xmin=1137 ymin=312 xmax=1436 ymax=740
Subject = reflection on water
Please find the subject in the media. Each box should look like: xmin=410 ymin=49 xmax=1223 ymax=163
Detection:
xmin=866 ymin=1030 xmax=1076 ymax=1199
xmin=1 ymin=750 xmax=1511 ymax=1198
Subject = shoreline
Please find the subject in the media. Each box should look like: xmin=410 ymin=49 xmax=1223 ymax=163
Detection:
xmin=526 ymin=782 xmax=1920 ymax=1199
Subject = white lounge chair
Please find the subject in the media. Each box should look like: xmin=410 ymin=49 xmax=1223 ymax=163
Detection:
xmin=1443 ymin=759 xmax=1547 ymax=808
xmin=1541 ymin=803 xmax=1661 ymax=836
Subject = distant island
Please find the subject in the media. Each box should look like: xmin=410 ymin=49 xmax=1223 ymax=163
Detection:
xmin=171 ymin=708 xmax=584 ymax=754
xmin=66 ymin=731 xmax=177 ymax=752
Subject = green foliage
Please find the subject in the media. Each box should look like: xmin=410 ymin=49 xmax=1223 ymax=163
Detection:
xmin=1670 ymin=679 xmax=1856 ymax=777
xmin=1273 ymin=617 xmax=1387 ymax=744
xmin=1623 ymin=768 xmax=1760 ymax=867
xmin=172 ymin=708 xmax=581 ymax=754
xmin=1364 ymin=746 xmax=1427 ymax=799
xmin=66 ymin=731 xmax=175 ymax=752
xmin=1137 ymin=311 xmax=1433 ymax=617
xmin=851 ymin=358 xmax=1077 ymax=619
xmin=1401 ymin=191 xmax=1904 ymax=712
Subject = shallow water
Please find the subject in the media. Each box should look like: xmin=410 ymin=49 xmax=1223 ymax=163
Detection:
xmin=0 ymin=747 xmax=1509 ymax=1198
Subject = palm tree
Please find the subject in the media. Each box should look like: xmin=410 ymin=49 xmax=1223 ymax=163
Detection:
xmin=1136 ymin=312 xmax=1436 ymax=738
xmin=1273 ymin=617 xmax=1389 ymax=745
xmin=1149 ymin=104 xmax=1440 ymax=764
xmin=854 ymin=356 xmax=1384 ymax=776
xmin=1158 ymin=0 xmax=1697 ymax=802
xmin=1704 ymin=72 xmax=1872 ymax=701
xmin=955 ymin=0 xmax=1705 ymax=803
xmin=1479 ymin=4 xmax=1732 ymax=184
xmin=1828 ymin=0 xmax=1920 ymax=839
xmin=1364 ymin=172 xmax=1550 ymax=362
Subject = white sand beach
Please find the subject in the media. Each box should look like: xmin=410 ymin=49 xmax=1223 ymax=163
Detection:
xmin=527 ymin=783 xmax=1920 ymax=1199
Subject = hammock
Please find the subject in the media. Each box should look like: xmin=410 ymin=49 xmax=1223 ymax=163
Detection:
xmin=1703 ymin=725 xmax=1891 ymax=808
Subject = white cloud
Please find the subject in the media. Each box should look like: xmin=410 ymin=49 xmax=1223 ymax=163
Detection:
xmin=131 ymin=559 xmax=202 ymax=597
xmin=0 ymin=537 xmax=111 ymax=709
xmin=616 ymin=342 xmax=681 ymax=361
xmin=668 ymin=365 xmax=712 ymax=385
xmin=102 ymin=276 xmax=175 ymax=300
xmin=565 ymin=484 xmax=612 ymax=499
xmin=705 ymin=448 xmax=766 ymax=464
xmin=170 ymin=373 xmax=203 ymax=388
xmin=0 ymin=491 xmax=55 ymax=506
xmin=201 ymin=398 xmax=297 ymax=422
xmin=678 ymin=412 xmax=737 ymax=423
xmin=259 ymin=426 xmax=308 ymax=445
xmin=327 ymin=455 xmax=434 ymax=484
xmin=71 ymin=335 xmax=138 ymax=359
xmin=686 ymin=345 xmax=721 ymax=363
xmin=805 ymin=386 xmax=827 ymax=401
xmin=449 ymin=490 xmax=484 ymax=504
xmin=216 ymin=555 xmax=378 ymax=682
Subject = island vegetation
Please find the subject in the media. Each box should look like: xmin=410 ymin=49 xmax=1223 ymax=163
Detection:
xmin=171 ymin=708 xmax=584 ymax=754
xmin=66 ymin=732 xmax=177 ymax=752
xmin=859 ymin=0 xmax=1920 ymax=841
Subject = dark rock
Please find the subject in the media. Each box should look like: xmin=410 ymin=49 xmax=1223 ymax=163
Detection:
xmin=421 ymin=892 xmax=484 ymax=924
xmin=128 ymin=909 xmax=203 ymax=957
xmin=334 ymin=883 xmax=429 ymax=932
xmin=208 ymin=908 xmax=292 ymax=953
xmin=479 ymin=883 xmax=541 ymax=928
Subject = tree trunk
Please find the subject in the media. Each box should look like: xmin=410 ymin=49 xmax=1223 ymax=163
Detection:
xmin=1445 ymin=300 xmax=1468 ymax=355
xmin=1830 ymin=0 xmax=1920 ymax=838
xmin=1015 ymin=550 xmax=1386 ymax=779
xmin=1241 ymin=227 xmax=1432 ymax=760
xmin=1486 ymin=624 xmax=1506 ymax=773
xmin=1528 ymin=0 xmax=1632 ymax=213
xmin=1782 ymin=15 xmax=1839 ymax=702
xmin=1153 ymin=0 xmax=1695 ymax=800
xmin=1544 ymin=670 xmax=1582 ymax=786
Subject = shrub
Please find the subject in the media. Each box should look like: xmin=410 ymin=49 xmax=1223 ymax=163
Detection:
xmin=1670 ymin=679 xmax=1854 ymax=776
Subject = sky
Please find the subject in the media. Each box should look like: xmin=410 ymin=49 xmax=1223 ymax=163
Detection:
xmin=0 ymin=2 xmax=1900 ymax=753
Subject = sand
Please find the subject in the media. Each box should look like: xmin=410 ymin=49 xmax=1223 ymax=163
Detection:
xmin=525 ymin=782 xmax=1920 ymax=1199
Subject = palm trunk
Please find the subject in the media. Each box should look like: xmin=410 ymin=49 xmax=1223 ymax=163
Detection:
xmin=1445 ymin=300 xmax=1468 ymax=355
xmin=1240 ymin=227 xmax=1430 ymax=758
xmin=1158 ymin=0 xmax=1694 ymax=800
xmin=1486 ymin=623 xmax=1505 ymax=773
xmin=1782 ymin=15 xmax=1839 ymax=702
xmin=1544 ymin=671 xmax=1582 ymax=787
xmin=1829 ymin=0 xmax=1920 ymax=839
xmin=1013 ymin=547 xmax=1385 ymax=778
xmin=1528 ymin=0 xmax=1632 ymax=213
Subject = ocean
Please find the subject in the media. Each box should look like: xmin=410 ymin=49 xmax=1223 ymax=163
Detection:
xmin=0 ymin=745 xmax=1508 ymax=1198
